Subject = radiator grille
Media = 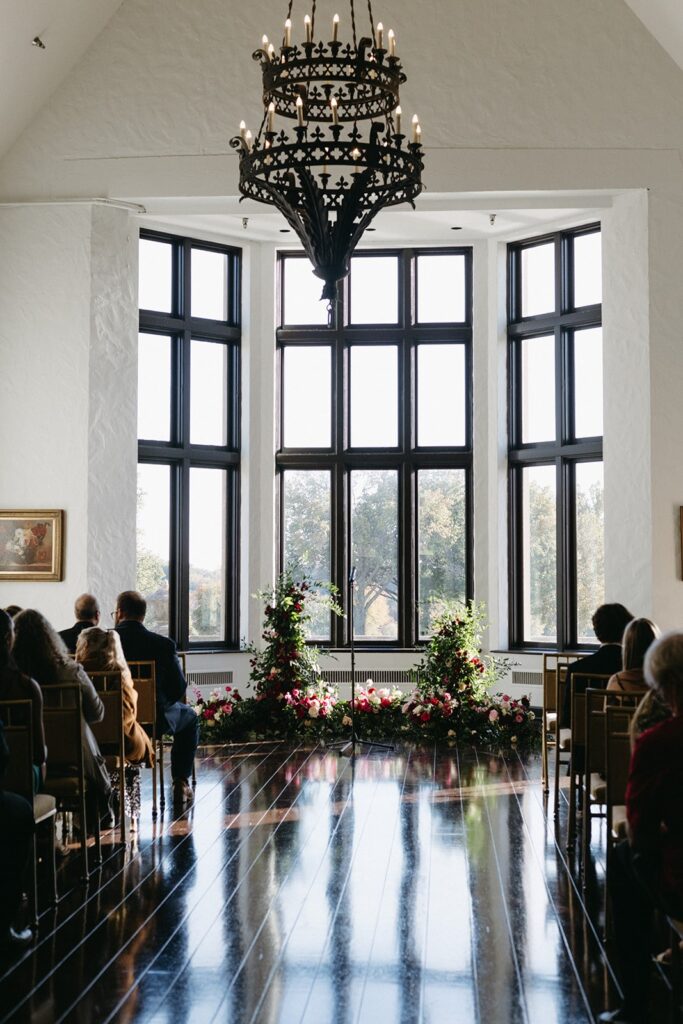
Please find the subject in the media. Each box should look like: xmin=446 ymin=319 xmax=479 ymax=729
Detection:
xmin=511 ymin=670 xmax=543 ymax=688
xmin=186 ymin=670 xmax=234 ymax=689
xmin=320 ymin=669 xmax=415 ymax=686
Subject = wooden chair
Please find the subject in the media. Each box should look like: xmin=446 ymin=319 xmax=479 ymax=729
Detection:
xmin=88 ymin=670 xmax=127 ymax=843
xmin=542 ymin=653 xmax=579 ymax=801
xmin=604 ymin=703 xmax=637 ymax=860
xmin=566 ymin=673 xmax=611 ymax=848
xmin=581 ymin=688 xmax=644 ymax=883
xmin=41 ymin=684 xmax=100 ymax=880
xmin=126 ymin=661 xmax=161 ymax=816
xmin=0 ymin=699 xmax=57 ymax=926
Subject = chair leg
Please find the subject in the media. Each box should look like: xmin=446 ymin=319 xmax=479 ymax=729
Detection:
xmin=119 ymin=757 xmax=127 ymax=845
xmin=48 ymin=817 xmax=58 ymax=907
xmin=30 ymin=834 xmax=39 ymax=929
xmin=581 ymin=791 xmax=591 ymax=887
xmin=542 ymin=721 xmax=548 ymax=793
xmin=151 ymin=735 xmax=158 ymax=819
xmin=567 ymin=764 xmax=576 ymax=849
xmin=159 ymin=737 xmax=165 ymax=812
xmin=79 ymin=793 xmax=89 ymax=882
xmin=554 ymin=737 xmax=562 ymax=817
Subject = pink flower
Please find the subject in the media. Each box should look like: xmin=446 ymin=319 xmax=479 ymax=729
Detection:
xmin=514 ymin=714 xmax=523 ymax=723
xmin=488 ymin=709 xmax=499 ymax=722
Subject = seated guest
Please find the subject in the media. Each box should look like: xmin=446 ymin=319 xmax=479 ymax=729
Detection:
xmin=115 ymin=591 xmax=198 ymax=806
xmin=608 ymin=618 xmax=659 ymax=693
xmin=75 ymin=627 xmax=153 ymax=765
xmin=12 ymin=610 xmax=112 ymax=822
xmin=561 ymin=602 xmax=634 ymax=727
xmin=59 ymin=593 xmax=101 ymax=654
xmin=599 ymin=631 xmax=683 ymax=1023
xmin=0 ymin=610 xmax=46 ymax=791
xmin=0 ymin=719 xmax=34 ymax=950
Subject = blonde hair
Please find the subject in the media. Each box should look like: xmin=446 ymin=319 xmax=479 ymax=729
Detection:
xmin=75 ymin=627 xmax=128 ymax=674
xmin=13 ymin=608 xmax=71 ymax=684
xmin=622 ymin=617 xmax=659 ymax=671
xmin=643 ymin=630 xmax=683 ymax=711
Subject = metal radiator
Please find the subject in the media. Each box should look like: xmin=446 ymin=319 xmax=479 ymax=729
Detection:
xmin=186 ymin=670 xmax=234 ymax=689
xmin=511 ymin=670 xmax=543 ymax=689
xmin=320 ymin=669 xmax=415 ymax=686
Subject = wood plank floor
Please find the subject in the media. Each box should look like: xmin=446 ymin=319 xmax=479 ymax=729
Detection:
xmin=0 ymin=741 xmax=668 ymax=1023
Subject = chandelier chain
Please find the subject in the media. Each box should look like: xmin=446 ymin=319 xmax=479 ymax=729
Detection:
xmin=310 ymin=0 xmax=316 ymax=37
xmin=366 ymin=0 xmax=375 ymax=36
xmin=350 ymin=0 xmax=357 ymax=48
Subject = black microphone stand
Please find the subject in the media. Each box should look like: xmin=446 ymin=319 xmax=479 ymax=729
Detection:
xmin=339 ymin=565 xmax=394 ymax=758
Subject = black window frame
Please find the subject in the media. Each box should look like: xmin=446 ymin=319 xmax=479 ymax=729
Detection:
xmin=276 ymin=246 xmax=474 ymax=650
xmin=137 ymin=229 xmax=241 ymax=651
xmin=507 ymin=223 xmax=603 ymax=651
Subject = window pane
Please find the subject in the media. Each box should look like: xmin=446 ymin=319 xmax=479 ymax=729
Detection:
xmin=138 ymin=334 xmax=171 ymax=441
xmin=136 ymin=463 xmax=170 ymax=636
xmin=574 ymin=327 xmax=603 ymax=438
xmin=350 ymin=346 xmax=398 ymax=447
xmin=283 ymin=347 xmax=331 ymax=447
xmin=283 ymin=470 xmax=331 ymax=639
xmin=191 ymin=249 xmax=228 ymax=320
xmin=417 ymin=345 xmax=466 ymax=446
xmin=576 ymin=462 xmax=604 ymax=644
xmin=522 ymin=465 xmax=556 ymax=644
xmin=350 ymin=256 xmax=398 ymax=324
xmin=139 ymin=238 xmax=173 ymax=313
xmin=351 ymin=470 xmax=398 ymax=640
xmin=189 ymin=468 xmax=227 ymax=642
xmin=418 ymin=470 xmax=467 ymax=636
xmin=416 ymin=254 xmax=466 ymax=323
xmin=521 ymin=335 xmax=555 ymax=443
xmin=521 ymin=242 xmax=555 ymax=317
xmin=283 ymin=258 xmax=327 ymax=326
xmin=574 ymin=232 xmax=602 ymax=308
xmin=191 ymin=340 xmax=227 ymax=446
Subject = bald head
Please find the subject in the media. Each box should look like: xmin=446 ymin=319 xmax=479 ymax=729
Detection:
xmin=74 ymin=593 xmax=100 ymax=624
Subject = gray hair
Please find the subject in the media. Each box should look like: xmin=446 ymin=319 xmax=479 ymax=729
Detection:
xmin=643 ymin=629 xmax=683 ymax=709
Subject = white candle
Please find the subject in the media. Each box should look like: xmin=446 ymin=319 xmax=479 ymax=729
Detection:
xmin=351 ymin=147 xmax=360 ymax=173
xmin=388 ymin=29 xmax=396 ymax=56
xmin=239 ymin=120 xmax=247 ymax=139
xmin=376 ymin=22 xmax=383 ymax=48
xmin=245 ymin=129 xmax=253 ymax=151
xmin=411 ymin=113 xmax=419 ymax=142
xmin=394 ymin=106 xmax=401 ymax=134
xmin=267 ymin=101 xmax=275 ymax=132
xmin=330 ymin=96 xmax=339 ymax=124
xmin=415 ymin=124 xmax=422 ymax=144
xmin=267 ymin=42 xmax=275 ymax=60
xmin=296 ymin=95 xmax=304 ymax=126
xmin=332 ymin=13 xmax=339 ymax=41
xmin=304 ymin=14 xmax=311 ymax=42
xmin=262 ymin=34 xmax=269 ymax=49
xmin=284 ymin=18 xmax=292 ymax=46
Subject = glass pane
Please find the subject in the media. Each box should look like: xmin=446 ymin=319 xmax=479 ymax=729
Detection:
xmin=189 ymin=468 xmax=227 ymax=642
xmin=283 ymin=347 xmax=331 ymax=447
xmin=522 ymin=465 xmax=556 ymax=644
xmin=283 ymin=258 xmax=328 ymax=326
xmin=350 ymin=346 xmax=398 ymax=447
xmin=350 ymin=256 xmax=398 ymax=324
xmin=191 ymin=340 xmax=228 ymax=446
xmin=574 ymin=231 xmax=602 ymax=308
xmin=418 ymin=470 xmax=467 ymax=636
xmin=191 ymin=249 xmax=228 ymax=320
xmin=576 ymin=462 xmax=604 ymax=644
xmin=136 ymin=463 xmax=170 ymax=636
xmin=139 ymin=238 xmax=173 ymax=313
xmin=283 ymin=470 xmax=331 ymax=639
xmin=574 ymin=327 xmax=603 ymax=438
xmin=417 ymin=345 xmax=466 ymax=446
xmin=351 ymin=470 xmax=398 ymax=640
xmin=138 ymin=333 xmax=171 ymax=441
xmin=521 ymin=242 xmax=555 ymax=317
xmin=521 ymin=335 xmax=555 ymax=443
xmin=416 ymin=254 xmax=466 ymax=323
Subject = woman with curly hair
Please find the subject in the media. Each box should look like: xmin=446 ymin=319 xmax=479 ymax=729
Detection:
xmin=12 ymin=609 xmax=111 ymax=822
xmin=75 ymin=627 xmax=153 ymax=765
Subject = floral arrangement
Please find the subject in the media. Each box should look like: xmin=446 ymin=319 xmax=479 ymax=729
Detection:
xmin=6 ymin=522 xmax=49 ymax=565
xmin=192 ymin=685 xmax=245 ymax=738
xmin=283 ymin=684 xmax=338 ymax=723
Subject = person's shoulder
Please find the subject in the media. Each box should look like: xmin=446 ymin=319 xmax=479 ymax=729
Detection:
xmin=634 ymin=714 xmax=681 ymax=757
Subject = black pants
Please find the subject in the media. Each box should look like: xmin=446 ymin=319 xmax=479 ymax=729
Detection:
xmin=166 ymin=704 xmax=200 ymax=782
xmin=0 ymin=790 xmax=33 ymax=930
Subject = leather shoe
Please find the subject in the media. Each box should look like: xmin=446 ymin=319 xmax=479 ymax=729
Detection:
xmin=0 ymin=926 xmax=33 ymax=950
xmin=172 ymin=779 xmax=193 ymax=806
xmin=598 ymin=1009 xmax=642 ymax=1023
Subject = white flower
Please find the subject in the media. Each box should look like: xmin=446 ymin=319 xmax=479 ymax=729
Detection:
xmin=342 ymin=715 xmax=352 ymax=726
xmin=308 ymin=700 xmax=320 ymax=718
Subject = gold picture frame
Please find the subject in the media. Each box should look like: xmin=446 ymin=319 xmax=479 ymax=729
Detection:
xmin=0 ymin=510 xmax=64 ymax=581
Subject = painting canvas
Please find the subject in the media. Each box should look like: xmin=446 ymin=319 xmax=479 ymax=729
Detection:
xmin=0 ymin=510 xmax=64 ymax=581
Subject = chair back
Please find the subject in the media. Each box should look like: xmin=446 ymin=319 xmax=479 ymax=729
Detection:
xmin=127 ymin=661 xmax=157 ymax=727
xmin=605 ymin=703 xmax=637 ymax=809
xmin=88 ymin=671 xmax=125 ymax=755
xmin=41 ymin=684 xmax=85 ymax=774
xmin=570 ymin=674 xmax=610 ymax=745
xmin=0 ymin=699 xmax=34 ymax=801
xmin=554 ymin=657 xmax=580 ymax=725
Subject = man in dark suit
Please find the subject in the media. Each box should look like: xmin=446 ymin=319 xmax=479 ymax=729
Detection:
xmin=560 ymin=602 xmax=634 ymax=727
xmin=59 ymin=593 xmax=101 ymax=654
xmin=114 ymin=590 xmax=198 ymax=806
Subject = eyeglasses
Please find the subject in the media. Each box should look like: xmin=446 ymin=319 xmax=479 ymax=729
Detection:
xmin=110 ymin=611 xmax=116 ymax=621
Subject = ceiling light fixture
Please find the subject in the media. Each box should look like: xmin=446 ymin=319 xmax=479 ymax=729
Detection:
xmin=32 ymin=36 xmax=46 ymax=50
xmin=232 ymin=2 xmax=424 ymax=317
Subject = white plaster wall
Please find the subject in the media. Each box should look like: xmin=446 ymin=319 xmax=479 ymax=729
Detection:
xmin=0 ymin=205 xmax=92 ymax=623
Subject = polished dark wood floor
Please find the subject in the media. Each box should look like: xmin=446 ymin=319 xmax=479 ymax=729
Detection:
xmin=0 ymin=741 xmax=669 ymax=1023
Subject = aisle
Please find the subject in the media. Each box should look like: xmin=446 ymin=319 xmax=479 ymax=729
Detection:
xmin=0 ymin=742 xmax=611 ymax=1023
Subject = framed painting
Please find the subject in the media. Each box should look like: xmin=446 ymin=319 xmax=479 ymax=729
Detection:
xmin=0 ymin=510 xmax=64 ymax=581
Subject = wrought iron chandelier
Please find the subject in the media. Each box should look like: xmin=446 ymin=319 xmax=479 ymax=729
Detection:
xmin=231 ymin=0 xmax=424 ymax=314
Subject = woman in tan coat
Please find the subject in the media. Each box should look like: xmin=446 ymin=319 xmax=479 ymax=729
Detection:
xmin=75 ymin=627 xmax=154 ymax=765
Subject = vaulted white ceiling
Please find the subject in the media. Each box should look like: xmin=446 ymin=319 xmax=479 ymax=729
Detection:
xmin=623 ymin=0 xmax=683 ymax=72
xmin=0 ymin=0 xmax=123 ymax=161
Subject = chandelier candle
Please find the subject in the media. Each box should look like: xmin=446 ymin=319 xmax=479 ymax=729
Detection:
xmin=231 ymin=0 xmax=424 ymax=311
